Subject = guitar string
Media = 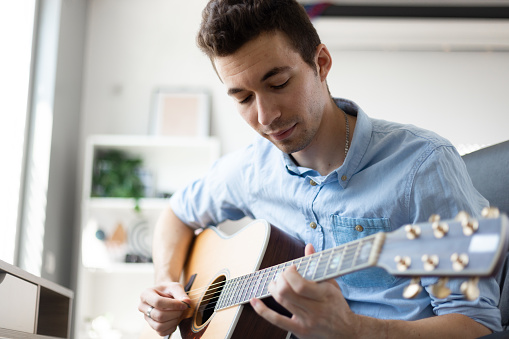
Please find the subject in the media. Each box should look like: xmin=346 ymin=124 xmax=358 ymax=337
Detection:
xmin=183 ymin=240 xmax=368 ymax=300
xmin=187 ymin=248 xmax=370 ymax=315
xmin=180 ymin=234 xmax=375 ymax=304
xmin=183 ymin=244 xmax=359 ymax=301
xmin=184 ymin=241 xmax=368 ymax=305
xmin=190 ymin=243 xmax=365 ymax=315
xmin=183 ymin=244 xmax=369 ymax=310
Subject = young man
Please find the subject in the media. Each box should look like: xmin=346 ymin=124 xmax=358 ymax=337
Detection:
xmin=139 ymin=0 xmax=501 ymax=337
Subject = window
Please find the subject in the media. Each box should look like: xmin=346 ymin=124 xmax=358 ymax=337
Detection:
xmin=0 ymin=1 xmax=37 ymax=264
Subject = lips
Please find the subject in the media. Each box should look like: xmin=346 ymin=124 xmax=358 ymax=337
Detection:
xmin=269 ymin=124 xmax=296 ymax=141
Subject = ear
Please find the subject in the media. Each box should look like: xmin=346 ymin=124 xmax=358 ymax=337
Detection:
xmin=315 ymin=44 xmax=332 ymax=81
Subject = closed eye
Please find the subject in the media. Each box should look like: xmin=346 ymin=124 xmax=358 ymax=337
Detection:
xmin=272 ymin=79 xmax=289 ymax=90
xmin=239 ymin=95 xmax=253 ymax=104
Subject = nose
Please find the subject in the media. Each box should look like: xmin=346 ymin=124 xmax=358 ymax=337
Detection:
xmin=256 ymin=96 xmax=280 ymax=126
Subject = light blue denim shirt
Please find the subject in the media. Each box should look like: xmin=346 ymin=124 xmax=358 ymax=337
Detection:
xmin=170 ymin=98 xmax=501 ymax=332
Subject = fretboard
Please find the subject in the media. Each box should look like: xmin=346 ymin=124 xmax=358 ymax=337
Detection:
xmin=215 ymin=232 xmax=385 ymax=311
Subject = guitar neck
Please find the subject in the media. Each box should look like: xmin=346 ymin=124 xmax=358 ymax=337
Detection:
xmin=215 ymin=232 xmax=386 ymax=311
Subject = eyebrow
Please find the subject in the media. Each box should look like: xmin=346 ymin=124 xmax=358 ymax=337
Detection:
xmin=261 ymin=66 xmax=291 ymax=82
xmin=227 ymin=66 xmax=291 ymax=96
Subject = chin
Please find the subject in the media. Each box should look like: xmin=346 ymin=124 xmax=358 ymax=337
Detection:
xmin=273 ymin=138 xmax=309 ymax=155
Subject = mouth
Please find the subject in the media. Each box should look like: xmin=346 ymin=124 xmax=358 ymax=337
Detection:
xmin=267 ymin=124 xmax=296 ymax=141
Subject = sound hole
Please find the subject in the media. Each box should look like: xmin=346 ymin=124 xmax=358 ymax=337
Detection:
xmin=195 ymin=275 xmax=226 ymax=326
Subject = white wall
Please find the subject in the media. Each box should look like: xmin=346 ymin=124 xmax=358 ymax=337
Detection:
xmin=317 ymin=18 xmax=509 ymax=150
xmin=80 ymin=0 xmax=256 ymax=157
xmin=80 ymin=5 xmax=509 ymax=156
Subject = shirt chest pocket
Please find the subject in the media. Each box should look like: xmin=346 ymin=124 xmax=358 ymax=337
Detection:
xmin=331 ymin=215 xmax=396 ymax=288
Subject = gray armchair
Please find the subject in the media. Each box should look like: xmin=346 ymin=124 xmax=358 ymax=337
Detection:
xmin=462 ymin=140 xmax=509 ymax=337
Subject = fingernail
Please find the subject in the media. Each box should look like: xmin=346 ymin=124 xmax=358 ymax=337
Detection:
xmin=181 ymin=301 xmax=191 ymax=308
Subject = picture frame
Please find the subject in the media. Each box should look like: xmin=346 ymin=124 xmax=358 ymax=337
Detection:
xmin=149 ymin=88 xmax=210 ymax=137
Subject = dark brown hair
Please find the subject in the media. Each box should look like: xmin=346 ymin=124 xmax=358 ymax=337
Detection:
xmin=197 ymin=0 xmax=321 ymax=68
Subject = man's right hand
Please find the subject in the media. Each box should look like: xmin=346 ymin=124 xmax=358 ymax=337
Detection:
xmin=139 ymin=282 xmax=191 ymax=337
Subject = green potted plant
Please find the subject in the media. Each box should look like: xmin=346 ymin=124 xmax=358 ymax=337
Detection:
xmin=91 ymin=150 xmax=145 ymax=212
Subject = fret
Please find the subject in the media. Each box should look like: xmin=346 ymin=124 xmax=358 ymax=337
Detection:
xmin=222 ymin=277 xmax=238 ymax=309
xmin=313 ymin=250 xmax=331 ymax=281
xmin=344 ymin=243 xmax=357 ymax=271
xmin=303 ymin=255 xmax=318 ymax=279
xmin=321 ymin=248 xmax=334 ymax=280
xmin=296 ymin=256 xmax=310 ymax=277
xmin=334 ymin=236 xmax=376 ymax=276
xmin=224 ymin=277 xmax=239 ymax=307
xmin=257 ymin=267 xmax=273 ymax=298
xmin=294 ymin=257 xmax=304 ymax=271
xmin=252 ymin=270 xmax=264 ymax=300
xmin=352 ymin=238 xmax=373 ymax=269
xmin=274 ymin=264 xmax=285 ymax=283
xmin=309 ymin=252 xmax=321 ymax=280
xmin=233 ymin=276 xmax=246 ymax=306
xmin=244 ymin=271 xmax=259 ymax=302
xmin=336 ymin=244 xmax=349 ymax=275
xmin=301 ymin=255 xmax=313 ymax=279
xmin=325 ymin=247 xmax=343 ymax=278
xmin=223 ymin=278 xmax=236 ymax=309
xmin=237 ymin=273 xmax=253 ymax=305
xmin=261 ymin=266 xmax=276 ymax=297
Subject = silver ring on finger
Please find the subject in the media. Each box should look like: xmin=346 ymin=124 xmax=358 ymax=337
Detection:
xmin=146 ymin=305 xmax=154 ymax=319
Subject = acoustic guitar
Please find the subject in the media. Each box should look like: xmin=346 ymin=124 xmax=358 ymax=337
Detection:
xmin=171 ymin=210 xmax=508 ymax=339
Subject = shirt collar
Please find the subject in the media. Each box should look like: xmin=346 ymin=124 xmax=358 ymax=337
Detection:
xmin=334 ymin=98 xmax=372 ymax=188
xmin=282 ymin=98 xmax=373 ymax=188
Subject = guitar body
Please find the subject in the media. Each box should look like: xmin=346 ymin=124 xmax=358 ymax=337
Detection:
xmin=178 ymin=220 xmax=305 ymax=339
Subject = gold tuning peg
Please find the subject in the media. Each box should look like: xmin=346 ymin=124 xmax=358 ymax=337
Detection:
xmin=430 ymin=277 xmax=451 ymax=299
xmin=403 ymin=277 xmax=422 ymax=299
xmin=394 ymin=255 xmax=412 ymax=272
xmin=461 ymin=277 xmax=480 ymax=301
xmin=450 ymin=253 xmax=469 ymax=272
xmin=404 ymin=224 xmax=421 ymax=240
xmin=432 ymin=222 xmax=449 ymax=239
xmin=455 ymin=211 xmax=470 ymax=223
xmin=461 ymin=218 xmax=479 ymax=236
xmin=422 ymin=254 xmax=439 ymax=271
xmin=429 ymin=214 xmax=441 ymax=223
xmin=482 ymin=207 xmax=500 ymax=219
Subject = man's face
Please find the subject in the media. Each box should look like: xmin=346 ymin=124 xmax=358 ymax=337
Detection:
xmin=214 ymin=31 xmax=327 ymax=155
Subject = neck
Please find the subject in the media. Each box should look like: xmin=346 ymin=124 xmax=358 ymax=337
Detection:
xmin=215 ymin=232 xmax=384 ymax=311
xmin=292 ymin=98 xmax=355 ymax=176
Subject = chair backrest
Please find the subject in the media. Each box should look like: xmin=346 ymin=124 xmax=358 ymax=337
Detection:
xmin=462 ymin=140 xmax=509 ymax=330
xmin=462 ymin=140 xmax=509 ymax=216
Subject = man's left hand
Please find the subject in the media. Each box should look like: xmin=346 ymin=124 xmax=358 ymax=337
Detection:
xmin=250 ymin=244 xmax=362 ymax=339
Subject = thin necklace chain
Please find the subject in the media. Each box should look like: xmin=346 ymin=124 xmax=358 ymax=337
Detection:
xmin=343 ymin=111 xmax=350 ymax=158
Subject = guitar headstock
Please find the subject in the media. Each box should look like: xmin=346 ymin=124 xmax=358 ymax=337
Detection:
xmin=377 ymin=208 xmax=508 ymax=299
xmin=377 ymin=208 xmax=509 ymax=300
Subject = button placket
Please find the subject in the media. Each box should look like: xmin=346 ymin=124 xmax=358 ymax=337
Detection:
xmin=307 ymin=178 xmax=319 ymax=230
xmin=304 ymin=175 xmax=324 ymax=251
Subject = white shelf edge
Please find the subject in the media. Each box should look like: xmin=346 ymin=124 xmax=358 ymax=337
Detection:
xmin=86 ymin=197 xmax=171 ymax=210
xmin=83 ymin=262 xmax=155 ymax=274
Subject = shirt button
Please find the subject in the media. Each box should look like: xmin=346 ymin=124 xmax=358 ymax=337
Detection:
xmin=310 ymin=222 xmax=317 ymax=229
xmin=310 ymin=179 xmax=317 ymax=186
xmin=341 ymin=175 xmax=347 ymax=181
xmin=355 ymin=224 xmax=364 ymax=232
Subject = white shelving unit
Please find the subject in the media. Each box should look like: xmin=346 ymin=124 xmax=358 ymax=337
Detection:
xmin=75 ymin=135 xmax=220 ymax=339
